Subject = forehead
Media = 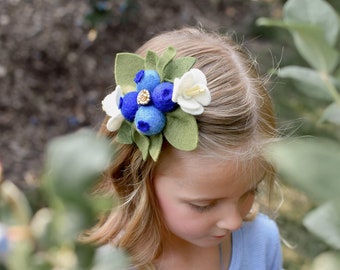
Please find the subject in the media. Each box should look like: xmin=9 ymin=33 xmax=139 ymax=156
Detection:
xmin=154 ymin=147 xmax=264 ymax=191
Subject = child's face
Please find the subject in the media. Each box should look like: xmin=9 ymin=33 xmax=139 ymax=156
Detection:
xmin=154 ymin=147 xmax=264 ymax=248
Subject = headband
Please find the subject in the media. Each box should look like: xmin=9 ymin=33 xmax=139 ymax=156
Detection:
xmin=102 ymin=46 xmax=211 ymax=161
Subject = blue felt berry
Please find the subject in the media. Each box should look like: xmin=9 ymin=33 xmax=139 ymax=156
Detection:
xmin=134 ymin=106 xmax=166 ymax=136
xmin=134 ymin=70 xmax=160 ymax=92
xmin=120 ymin=91 xmax=139 ymax=121
xmin=152 ymin=82 xmax=177 ymax=112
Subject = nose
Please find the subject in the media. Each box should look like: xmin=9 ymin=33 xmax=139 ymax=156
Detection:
xmin=216 ymin=204 xmax=243 ymax=231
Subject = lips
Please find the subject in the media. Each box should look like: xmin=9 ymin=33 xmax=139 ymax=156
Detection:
xmin=212 ymin=235 xmax=225 ymax=239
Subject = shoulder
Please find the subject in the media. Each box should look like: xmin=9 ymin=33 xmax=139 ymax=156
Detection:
xmin=230 ymin=213 xmax=283 ymax=270
xmin=242 ymin=213 xmax=280 ymax=242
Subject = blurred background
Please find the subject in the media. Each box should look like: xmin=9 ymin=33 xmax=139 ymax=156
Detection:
xmin=1 ymin=0 xmax=340 ymax=269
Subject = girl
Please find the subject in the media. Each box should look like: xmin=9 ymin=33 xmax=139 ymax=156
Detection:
xmin=85 ymin=28 xmax=283 ymax=269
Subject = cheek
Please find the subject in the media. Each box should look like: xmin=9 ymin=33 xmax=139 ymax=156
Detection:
xmin=156 ymin=194 xmax=211 ymax=237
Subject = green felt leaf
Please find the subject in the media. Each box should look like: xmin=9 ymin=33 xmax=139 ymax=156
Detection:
xmin=116 ymin=120 xmax=133 ymax=144
xmin=149 ymin=134 xmax=163 ymax=161
xmin=163 ymin=57 xmax=196 ymax=82
xmin=133 ymin=129 xmax=150 ymax=160
xmin=114 ymin=53 xmax=145 ymax=94
xmin=145 ymin=50 xmax=158 ymax=70
xmin=157 ymin=47 xmax=176 ymax=81
xmin=164 ymin=108 xmax=198 ymax=151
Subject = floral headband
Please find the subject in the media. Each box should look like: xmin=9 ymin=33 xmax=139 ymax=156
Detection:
xmin=102 ymin=46 xmax=211 ymax=161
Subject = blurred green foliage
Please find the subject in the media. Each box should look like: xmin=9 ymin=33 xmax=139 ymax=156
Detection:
xmin=0 ymin=130 xmax=129 ymax=270
xmin=257 ymin=0 xmax=340 ymax=268
xmin=85 ymin=0 xmax=139 ymax=28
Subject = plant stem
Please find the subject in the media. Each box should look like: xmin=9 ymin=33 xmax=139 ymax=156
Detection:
xmin=321 ymin=72 xmax=340 ymax=105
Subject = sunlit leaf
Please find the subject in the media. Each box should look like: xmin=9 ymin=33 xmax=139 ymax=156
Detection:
xmin=93 ymin=246 xmax=130 ymax=270
xmin=310 ymin=251 xmax=340 ymax=270
xmin=256 ymin=18 xmax=339 ymax=72
xmin=291 ymin=25 xmax=339 ymax=73
xmin=43 ymin=129 xmax=113 ymax=203
xmin=303 ymin=201 xmax=340 ymax=249
xmin=278 ymin=66 xmax=332 ymax=101
xmin=284 ymin=0 xmax=340 ymax=46
xmin=267 ymin=138 xmax=340 ymax=202
xmin=320 ymin=103 xmax=340 ymax=125
xmin=0 ymin=180 xmax=32 ymax=225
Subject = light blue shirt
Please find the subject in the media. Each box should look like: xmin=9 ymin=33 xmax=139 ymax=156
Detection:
xmin=95 ymin=213 xmax=283 ymax=269
xmin=228 ymin=213 xmax=283 ymax=270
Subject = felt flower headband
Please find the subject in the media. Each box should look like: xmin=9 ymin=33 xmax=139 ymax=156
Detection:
xmin=102 ymin=46 xmax=211 ymax=161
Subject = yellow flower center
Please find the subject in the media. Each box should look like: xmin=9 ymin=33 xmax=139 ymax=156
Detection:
xmin=184 ymin=85 xmax=205 ymax=97
xmin=137 ymin=89 xmax=151 ymax=105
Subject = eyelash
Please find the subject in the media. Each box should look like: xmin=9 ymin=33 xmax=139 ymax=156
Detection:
xmin=189 ymin=202 xmax=215 ymax=213
xmin=189 ymin=187 xmax=259 ymax=213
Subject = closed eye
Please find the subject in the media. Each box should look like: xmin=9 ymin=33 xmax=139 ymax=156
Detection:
xmin=189 ymin=201 xmax=216 ymax=213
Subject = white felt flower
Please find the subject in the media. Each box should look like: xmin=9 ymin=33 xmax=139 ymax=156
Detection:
xmin=102 ymin=86 xmax=124 ymax=131
xmin=172 ymin=68 xmax=211 ymax=115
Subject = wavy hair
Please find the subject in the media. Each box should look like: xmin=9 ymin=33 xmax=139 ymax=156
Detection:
xmin=82 ymin=27 xmax=278 ymax=269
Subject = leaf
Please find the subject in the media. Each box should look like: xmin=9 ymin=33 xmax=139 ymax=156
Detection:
xmin=163 ymin=57 xmax=196 ymax=82
xmin=44 ymin=129 xmax=113 ymax=202
xmin=149 ymin=134 xmax=163 ymax=161
xmin=114 ymin=53 xmax=144 ymax=94
xmin=278 ymin=66 xmax=332 ymax=101
xmin=284 ymin=0 xmax=340 ymax=46
xmin=290 ymin=25 xmax=339 ymax=73
xmin=157 ymin=47 xmax=176 ymax=81
xmin=0 ymin=180 xmax=32 ymax=224
xmin=93 ymin=246 xmax=130 ymax=270
xmin=132 ymin=129 xmax=150 ymax=160
xmin=256 ymin=18 xmax=339 ymax=72
xmin=303 ymin=201 xmax=340 ymax=249
xmin=164 ymin=108 xmax=198 ymax=151
xmin=310 ymin=251 xmax=340 ymax=270
xmin=267 ymin=137 xmax=340 ymax=202
xmin=320 ymin=103 xmax=340 ymax=125
xmin=145 ymin=50 xmax=158 ymax=70
xmin=116 ymin=120 xmax=133 ymax=144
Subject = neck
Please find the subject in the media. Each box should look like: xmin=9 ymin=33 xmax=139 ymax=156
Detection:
xmin=154 ymin=234 xmax=232 ymax=270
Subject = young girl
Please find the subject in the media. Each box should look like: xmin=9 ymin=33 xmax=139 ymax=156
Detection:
xmin=85 ymin=27 xmax=283 ymax=270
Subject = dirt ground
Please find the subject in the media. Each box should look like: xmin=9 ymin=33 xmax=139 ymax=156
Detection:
xmin=0 ymin=0 xmax=327 ymax=269
xmin=0 ymin=0 xmax=279 ymax=184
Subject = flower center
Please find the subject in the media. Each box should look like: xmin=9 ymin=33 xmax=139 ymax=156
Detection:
xmin=137 ymin=89 xmax=151 ymax=105
xmin=184 ymin=84 xmax=205 ymax=97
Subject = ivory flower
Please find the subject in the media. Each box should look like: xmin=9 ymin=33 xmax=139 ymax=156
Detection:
xmin=172 ymin=68 xmax=211 ymax=115
xmin=101 ymin=86 xmax=124 ymax=131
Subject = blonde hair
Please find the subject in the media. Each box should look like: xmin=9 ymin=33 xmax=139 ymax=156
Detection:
xmin=83 ymin=28 xmax=278 ymax=269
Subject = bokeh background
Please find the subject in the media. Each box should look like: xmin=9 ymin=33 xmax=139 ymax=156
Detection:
xmin=1 ymin=0 xmax=340 ymax=269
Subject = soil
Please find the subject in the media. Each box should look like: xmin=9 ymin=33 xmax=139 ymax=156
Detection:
xmin=1 ymin=0 xmax=325 ymax=269
xmin=0 ymin=0 xmax=278 ymax=185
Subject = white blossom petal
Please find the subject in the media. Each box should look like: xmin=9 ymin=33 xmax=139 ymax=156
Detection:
xmin=106 ymin=114 xmax=124 ymax=131
xmin=177 ymin=96 xmax=204 ymax=115
xmin=102 ymin=86 xmax=124 ymax=131
xmin=102 ymin=86 xmax=122 ymax=117
xmin=172 ymin=68 xmax=211 ymax=115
